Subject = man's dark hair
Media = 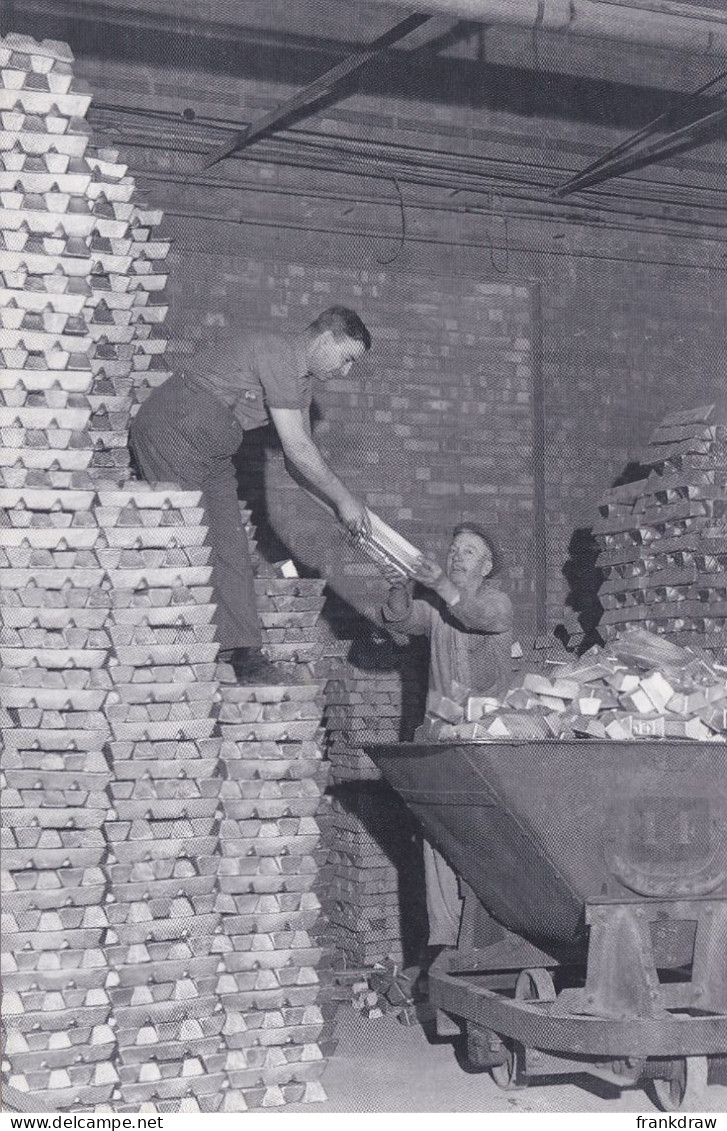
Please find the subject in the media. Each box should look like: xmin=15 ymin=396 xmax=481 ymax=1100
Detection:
xmin=308 ymin=306 xmax=372 ymax=351
xmin=451 ymin=522 xmax=504 ymax=578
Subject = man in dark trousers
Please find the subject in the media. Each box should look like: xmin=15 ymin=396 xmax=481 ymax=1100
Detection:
xmin=130 ymin=306 xmax=372 ymax=683
xmin=382 ymin=523 xmax=514 ymax=950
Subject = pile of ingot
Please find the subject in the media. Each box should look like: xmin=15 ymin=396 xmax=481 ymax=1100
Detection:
xmin=0 ymin=45 xmax=121 ymax=1064
xmin=321 ymin=786 xmax=424 ymax=968
xmin=99 ymin=485 xmax=225 ymax=1114
xmin=0 ymin=28 xmax=170 ymax=499
xmin=349 ymin=964 xmax=417 ymax=1025
xmin=209 ymin=524 xmax=332 ymax=1110
xmin=1 ymin=30 xmax=341 ymax=1113
xmin=321 ymin=650 xmax=427 ymax=970
xmin=254 ymin=576 xmax=329 ymax=667
xmin=424 ymin=628 xmax=727 ymax=743
xmin=0 ymin=480 xmax=118 ymax=1108
xmin=214 ymin=678 xmax=331 ymax=1109
xmin=325 ymin=672 xmax=403 ymax=782
xmin=595 ymin=404 xmax=727 ymax=658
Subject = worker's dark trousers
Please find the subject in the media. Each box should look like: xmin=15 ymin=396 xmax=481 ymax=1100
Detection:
xmin=129 ymin=375 xmax=262 ymax=651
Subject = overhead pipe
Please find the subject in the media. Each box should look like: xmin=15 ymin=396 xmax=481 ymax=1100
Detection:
xmin=372 ymin=0 xmax=727 ymax=56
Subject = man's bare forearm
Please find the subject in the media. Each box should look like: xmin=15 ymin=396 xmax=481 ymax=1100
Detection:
xmin=284 ymin=437 xmax=355 ymax=511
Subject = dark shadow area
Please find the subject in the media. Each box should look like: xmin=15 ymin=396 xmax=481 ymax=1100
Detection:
xmin=306 ymin=583 xmax=430 ymax=744
xmin=611 ymin=459 xmax=652 ymax=489
xmin=328 ymin=781 xmax=429 ymax=970
xmin=232 ymin=425 xmax=294 ymax=566
xmin=555 ymin=526 xmax=605 ymax=655
xmin=333 ymin=596 xmax=430 ymax=743
xmin=9 ymin=3 xmax=721 ymax=132
xmin=555 ymin=459 xmax=652 ymax=653
xmin=232 ymin=398 xmax=324 ymax=571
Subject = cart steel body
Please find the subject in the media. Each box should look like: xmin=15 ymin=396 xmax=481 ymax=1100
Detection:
xmin=366 ymin=739 xmax=727 ymax=1109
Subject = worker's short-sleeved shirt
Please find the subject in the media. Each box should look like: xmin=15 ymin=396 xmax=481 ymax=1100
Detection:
xmin=185 ymin=329 xmax=312 ymax=432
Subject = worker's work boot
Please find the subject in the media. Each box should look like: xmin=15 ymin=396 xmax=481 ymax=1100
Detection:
xmin=222 ymin=647 xmax=306 ymax=685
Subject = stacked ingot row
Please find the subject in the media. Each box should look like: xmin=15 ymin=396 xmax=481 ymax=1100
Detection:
xmin=83 ymin=143 xmax=170 ymax=460
xmin=322 ymin=785 xmax=425 ymax=968
xmin=0 ymin=481 xmax=226 ymax=1112
xmin=322 ymin=653 xmax=427 ymax=968
xmin=1 ymin=488 xmax=117 ymax=1110
xmin=594 ymin=404 xmax=727 ymax=658
xmin=323 ymin=669 xmax=403 ymax=971
xmin=0 ymin=31 xmax=205 ymax=1113
xmin=2 ymin=29 xmax=339 ymax=1111
xmin=100 ymin=485 xmax=225 ymax=1114
xmin=0 ymin=33 xmax=117 ymax=1110
xmin=1 ymin=33 xmax=100 ymax=494
xmin=0 ymin=30 xmax=171 ymax=498
xmin=325 ymin=672 xmax=401 ymax=782
xmin=212 ymin=536 xmax=333 ymax=1109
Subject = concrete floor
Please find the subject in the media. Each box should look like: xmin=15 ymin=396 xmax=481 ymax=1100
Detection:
xmin=283 ymin=1005 xmax=727 ymax=1115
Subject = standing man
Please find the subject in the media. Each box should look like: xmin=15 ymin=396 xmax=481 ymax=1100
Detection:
xmin=130 ymin=306 xmax=372 ymax=683
xmin=382 ymin=522 xmax=514 ymax=951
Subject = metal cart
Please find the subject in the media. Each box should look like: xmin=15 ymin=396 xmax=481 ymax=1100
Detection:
xmin=365 ymin=739 xmax=727 ymax=1110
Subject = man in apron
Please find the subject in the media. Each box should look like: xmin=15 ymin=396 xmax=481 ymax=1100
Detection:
xmin=382 ymin=523 xmax=514 ymax=949
xmin=130 ymin=306 xmax=372 ymax=683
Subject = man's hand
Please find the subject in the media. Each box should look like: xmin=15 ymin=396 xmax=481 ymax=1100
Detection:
xmin=336 ymin=496 xmax=371 ymax=538
xmin=411 ymin=554 xmax=459 ymax=605
xmin=411 ymin=555 xmax=444 ymax=589
xmin=381 ymin=562 xmax=407 ymax=586
xmin=383 ymin=564 xmax=412 ymax=618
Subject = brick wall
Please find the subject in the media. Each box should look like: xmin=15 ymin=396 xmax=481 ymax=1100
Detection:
xmin=540 ymin=257 xmax=727 ymax=637
xmin=52 ymin=21 xmax=727 ymax=655
xmin=162 ymin=254 xmax=537 ymax=641
xmin=152 ymin=214 xmax=726 ymax=661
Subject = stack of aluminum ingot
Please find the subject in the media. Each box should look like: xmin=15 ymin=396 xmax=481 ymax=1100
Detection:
xmin=1 ymin=31 xmax=218 ymax=1112
xmin=322 ymin=785 xmax=424 ymax=968
xmin=0 ymin=33 xmax=116 ymax=1111
xmin=0 ymin=34 xmax=97 ymax=495
xmin=100 ymin=483 xmax=225 ymax=1114
xmin=255 ymin=575 xmax=329 ymax=667
xmin=0 ymin=483 xmax=117 ymax=1110
xmin=594 ymin=404 xmax=727 ymax=658
xmin=324 ymin=672 xmax=400 ymax=782
xmin=211 ymin=529 xmax=333 ymax=1110
xmin=2 ymin=30 xmax=339 ymax=1112
xmin=324 ymin=790 xmax=404 ymax=968
xmin=321 ymin=647 xmax=427 ymax=968
xmin=84 ymin=148 xmax=171 ymax=437
xmin=0 ymin=32 xmax=169 ymax=496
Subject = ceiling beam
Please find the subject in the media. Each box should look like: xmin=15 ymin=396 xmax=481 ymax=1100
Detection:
xmin=556 ymin=103 xmax=727 ymax=194
xmin=200 ymin=11 xmax=433 ymax=170
xmin=367 ymin=0 xmax=727 ymax=56
xmin=556 ymin=70 xmax=727 ymax=194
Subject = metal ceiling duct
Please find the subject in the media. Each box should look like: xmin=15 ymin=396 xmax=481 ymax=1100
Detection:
xmin=371 ymin=0 xmax=727 ymax=56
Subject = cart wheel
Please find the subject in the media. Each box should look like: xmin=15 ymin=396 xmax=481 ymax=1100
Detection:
xmin=515 ymin=968 xmax=556 ymax=1003
xmin=490 ymin=1040 xmax=525 ymax=1091
xmin=457 ymin=1024 xmax=505 ymax=1074
xmin=652 ymin=1057 xmax=709 ymax=1112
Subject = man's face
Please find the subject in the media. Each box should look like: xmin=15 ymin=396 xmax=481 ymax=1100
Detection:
xmin=446 ymin=531 xmax=493 ymax=592
xmin=308 ymin=331 xmax=366 ymax=378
